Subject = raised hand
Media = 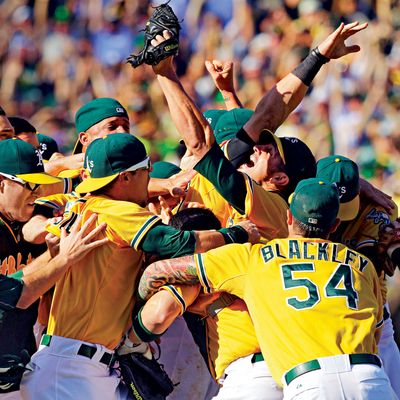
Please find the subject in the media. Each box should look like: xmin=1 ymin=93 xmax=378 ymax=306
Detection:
xmin=318 ymin=21 xmax=368 ymax=60
xmin=205 ymin=60 xmax=235 ymax=93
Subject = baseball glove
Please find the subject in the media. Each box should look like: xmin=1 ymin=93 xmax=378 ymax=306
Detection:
xmin=127 ymin=2 xmax=181 ymax=68
xmin=117 ymin=351 xmax=175 ymax=400
xmin=377 ymin=218 xmax=400 ymax=276
xmin=0 ymin=351 xmax=30 ymax=393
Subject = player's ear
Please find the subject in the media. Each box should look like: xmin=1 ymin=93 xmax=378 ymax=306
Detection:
xmin=270 ymin=172 xmax=289 ymax=188
xmin=329 ymin=218 xmax=341 ymax=233
xmin=0 ymin=176 xmax=5 ymax=192
xmin=287 ymin=209 xmax=293 ymax=226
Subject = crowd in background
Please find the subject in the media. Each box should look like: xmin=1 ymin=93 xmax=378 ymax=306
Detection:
xmin=1 ymin=0 xmax=400 ymax=342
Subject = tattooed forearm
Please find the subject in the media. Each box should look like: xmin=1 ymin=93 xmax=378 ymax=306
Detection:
xmin=138 ymin=255 xmax=199 ymax=300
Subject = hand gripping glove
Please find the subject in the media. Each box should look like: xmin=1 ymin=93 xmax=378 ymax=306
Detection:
xmin=0 ymin=351 xmax=30 ymax=393
xmin=116 ymin=336 xmax=175 ymax=400
xmin=127 ymin=1 xmax=181 ymax=68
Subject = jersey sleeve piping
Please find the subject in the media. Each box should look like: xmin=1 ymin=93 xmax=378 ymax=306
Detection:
xmin=130 ymin=215 xmax=161 ymax=250
xmin=160 ymin=285 xmax=186 ymax=315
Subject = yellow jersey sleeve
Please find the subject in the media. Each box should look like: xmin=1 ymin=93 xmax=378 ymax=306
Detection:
xmin=35 ymin=193 xmax=77 ymax=214
xmin=195 ymin=243 xmax=252 ymax=297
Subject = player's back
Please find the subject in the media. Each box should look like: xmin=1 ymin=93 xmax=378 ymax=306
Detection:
xmin=244 ymin=238 xmax=383 ymax=384
xmin=47 ymin=195 xmax=158 ymax=349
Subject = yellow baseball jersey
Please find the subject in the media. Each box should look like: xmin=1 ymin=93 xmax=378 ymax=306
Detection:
xmin=170 ymin=285 xmax=260 ymax=380
xmin=47 ymin=195 xmax=161 ymax=350
xmin=183 ymin=173 xmax=230 ymax=226
xmin=227 ymin=174 xmax=288 ymax=242
xmin=332 ymin=201 xmax=399 ymax=303
xmin=35 ymin=193 xmax=78 ymax=217
xmin=195 ymin=240 xmax=383 ymax=385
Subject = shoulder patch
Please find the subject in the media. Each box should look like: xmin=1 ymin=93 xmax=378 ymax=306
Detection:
xmin=365 ymin=208 xmax=390 ymax=226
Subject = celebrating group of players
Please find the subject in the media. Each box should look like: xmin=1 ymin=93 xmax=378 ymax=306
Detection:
xmin=1 ymin=12 xmax=400 ymax=400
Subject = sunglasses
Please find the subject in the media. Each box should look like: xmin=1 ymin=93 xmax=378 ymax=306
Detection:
xmin=124 ymin=157 xmax=152 ymax=173
xmin=0 ymin=172 xmax=41 ymax=192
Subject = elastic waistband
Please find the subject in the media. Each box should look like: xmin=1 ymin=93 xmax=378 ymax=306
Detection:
xmin=285 ymin=354 xmax=381 ymax=386
xmin=40 ymin=334 xmax=115 ymax=367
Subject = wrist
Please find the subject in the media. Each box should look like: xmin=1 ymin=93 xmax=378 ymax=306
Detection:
xmin=219 ymin=226 xmax=248 ymax=244
xmin=291 ymin=47 xmax=330 ymax=86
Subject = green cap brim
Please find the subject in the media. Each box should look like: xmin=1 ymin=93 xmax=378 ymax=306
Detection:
xmin=338 ymin=195 xmax=360 ymax=221
xmin=75 ymin=173 xmax=118 ymax=194
xmin=16 ymin=172 xmax=62 ymax=185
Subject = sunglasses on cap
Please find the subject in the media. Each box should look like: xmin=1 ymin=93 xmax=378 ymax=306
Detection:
xmin=123 ymin=157 xmax=152 ymax=173
xmin=0 ymin=172 xmax=41 ymax=192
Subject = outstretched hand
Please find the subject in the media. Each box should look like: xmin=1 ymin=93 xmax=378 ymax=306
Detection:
xmin=59 ymin=213 xmax=108 ymax=264
xmin=318 ymin=21 xmax=368 ymax=60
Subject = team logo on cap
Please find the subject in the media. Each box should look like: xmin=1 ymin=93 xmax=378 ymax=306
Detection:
xmin=308 ymin=217 xmax=318 ymax=224
xmin=35 ymin=149 xmax=44 ymax=166
xmin=338 ymin=186 xmax=346 ymax=198
xmin=116 ymin=107 xmax=124 ymax=113
xmin=86 ymin=157 xmax=94 ymax=173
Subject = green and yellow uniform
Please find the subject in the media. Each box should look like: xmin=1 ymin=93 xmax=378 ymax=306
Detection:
xmin=183 ymin=173 xmax=230 ymax=227
xmin=46 ymin=192 xmax=208 ymax=349
xmin=194 ymin=239 xmax=383 ymax=385
xmin=195 ymin=143 xmax=288 ymax=242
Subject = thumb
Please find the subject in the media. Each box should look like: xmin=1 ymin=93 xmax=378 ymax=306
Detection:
xmin=345 ymin=45 xmax=361 ymax=54
xmin=205 ymin=60 xmax=215 ymax=73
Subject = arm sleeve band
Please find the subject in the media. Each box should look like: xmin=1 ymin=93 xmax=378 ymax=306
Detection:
xmin=132 ymin=307 xmax=166 ymax=342
xmin=218 ymin=226 xmax=249 ymax=244
xmin=291 ymin=47 xmax=330 ymax=86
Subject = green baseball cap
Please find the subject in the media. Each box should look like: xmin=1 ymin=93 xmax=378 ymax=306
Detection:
xmin=73 ymin=98 xmax=129 ymax=154
xmin=203 ymin=109 xmax=227 ymax=131
xmin=0 ymin=138 xmax=61 ymax=184
xmin=289 ymin=178 xmax=340 ymax=229
xmin=214 ymin=108 xmax=254 ymax=144
xmin=316 ymin=155 xmax=360 ymax=221
xmin=149 ymin=161 xmax=181 ymax=179
xmin=75 ymin=133 xmax=149 ymax=194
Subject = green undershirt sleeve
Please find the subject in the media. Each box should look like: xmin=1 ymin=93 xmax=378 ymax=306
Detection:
xmin=194 ymin=143 xmax=247 ymax=214
xmin=139 ymin=224 xmax=197 ymax=258
xmin=0 ymin=271 xmax=24 ymax=311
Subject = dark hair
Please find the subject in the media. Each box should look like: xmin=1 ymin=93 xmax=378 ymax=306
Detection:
xmin=8 ymin=116 xmax=36 ymax=134
xmin=292 ymin=218 xmax=331 ymax=239
xmin=0 ymin=107 xmax=6 ymax=116
xmin=169 ymin=208 xmax=221 ymax=231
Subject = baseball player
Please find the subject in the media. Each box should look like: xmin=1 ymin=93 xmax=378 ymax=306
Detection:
xmin=138 ymin=178 xmax=396 ymax=399
xmin=0 ymin=138 xmax=69 ymax=399
xmin=316 ymin=154 xmax=400 ymax=397
xmin=20 ymin=133 xmax=259 ymax=400
xmin=130 ymin=22 xmax=368 ymax=398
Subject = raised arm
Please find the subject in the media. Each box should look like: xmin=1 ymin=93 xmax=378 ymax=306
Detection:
xmin=244 ymin=21 xmax=368 ymax=142
xmin=152 ymin=33 xmax=214 ymax=160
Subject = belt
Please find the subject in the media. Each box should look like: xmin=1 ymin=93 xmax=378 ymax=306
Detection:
xmin=251 ymin=352 xmax=264 ymax=363
xmin=41 ymin=334 xmax=115 ymax=367
xmin=383 ymin=305 xmax=390 ymax=321
xmin=285 ymin=354 xmax=381 ymax=386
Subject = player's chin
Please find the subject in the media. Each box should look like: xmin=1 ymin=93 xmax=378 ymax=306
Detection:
xmin=19 ymin=207 xmax=35 ymax=222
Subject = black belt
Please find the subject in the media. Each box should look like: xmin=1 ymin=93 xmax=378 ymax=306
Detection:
xmin=41 ymin=334 xmax=115 ymax=367
xmin=383 ymin=305 xmax=390 ymax=321
xmin=285 ymin=354 xmax=381 ymax=386
xmin=251 ymin=352 xmax=264 ymax=363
